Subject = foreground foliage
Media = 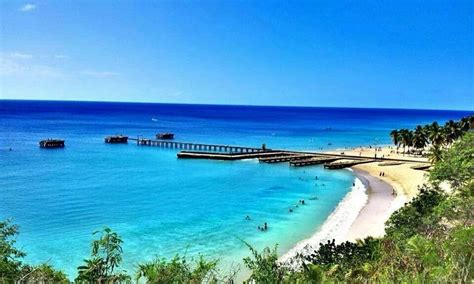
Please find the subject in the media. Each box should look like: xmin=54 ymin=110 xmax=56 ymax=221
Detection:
xmin=76 ymin=227 xmax=131 ymax=283
xmin=0 ymin=219 xmax=68 ymax=283
xmin=300 ymin=132 xmax=473 ymax=282
xmin=136 ymin=254 xmax=229 ymax=283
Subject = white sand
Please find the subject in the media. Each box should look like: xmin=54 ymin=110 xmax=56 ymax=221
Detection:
xmin=345 ymin=169 xmax=406 ymax=241
xmin=280 ymin=146 xmax=427 ymax=268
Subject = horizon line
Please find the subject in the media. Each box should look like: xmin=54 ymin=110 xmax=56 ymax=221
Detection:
xmin=1 ymin=98 xmax=473 ymax=113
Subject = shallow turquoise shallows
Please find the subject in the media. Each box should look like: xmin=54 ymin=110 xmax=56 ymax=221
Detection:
xmin=0 ymin=100 xmax=470 ymax=278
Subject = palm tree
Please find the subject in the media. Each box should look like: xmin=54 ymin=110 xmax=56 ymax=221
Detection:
xmin=399 ymin=129 xmax=413 ymax=154
xmin=427 ymin=122 xmax=444 ymax=147
xmin=459 ymin=116 xmax=473 ymax=132
xmin=444 ymin=120 xmax=461 ymax=145
xmin=412 ymin=125 xmax=428 ymax=153
xmin=390 ymin=130 xmax=400 ymax=151
xmin=428 ymin=144 xmax=444 ymax=164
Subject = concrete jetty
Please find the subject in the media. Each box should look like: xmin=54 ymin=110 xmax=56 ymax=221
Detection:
xmin=177 ymin=151 xmax=289 ymax=160
xmin=290 ymin=156 xmax=340 ymax=167
xmin=129 ymin=137 xmax=263 ymax=153
xmin=126 ymin=136 xmax=429 ymax=169
xmin=324 ymin=159 xmax=374 ymax=169
xmin=258 ymin=154 xmax=315 ymax=163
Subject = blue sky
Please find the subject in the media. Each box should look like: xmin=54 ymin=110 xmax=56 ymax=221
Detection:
xmin=0 ymin=1 xmax=472 ymax=110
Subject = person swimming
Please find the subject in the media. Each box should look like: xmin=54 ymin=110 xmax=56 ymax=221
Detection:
xmin=264 ymin=222 xmax=268 ymax=230
xmin=245 ymin=215 xmax=251 ymax=220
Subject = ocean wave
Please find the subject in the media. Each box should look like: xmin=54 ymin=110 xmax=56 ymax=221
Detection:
xmin=279 ymin=176 xmax=368 ymax=269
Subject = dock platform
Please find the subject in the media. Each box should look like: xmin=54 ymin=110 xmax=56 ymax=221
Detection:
xmin=177 ymin=151 xmax=289 ymax=160
xmin=324 ymin=159 xmax=374 ymax=169
xmin=258 ymin=154 xmax=315 ymax=163
xmin=290 ymin=156 xmax=340 ymax=167
xmin=129 ymin=138 xmax=263 ymax=153
xmin=126 ymin=136 xmax=429 ymax=169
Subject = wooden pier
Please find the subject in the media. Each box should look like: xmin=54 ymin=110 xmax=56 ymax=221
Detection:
xmin=324 ymin=159 xmax=374 ymax=169
xmin=290 ymin=156 xmax=340 ymax=167
xmin=129 ymin=137 xmax=264 ymax=153
xmin=177 ymin=151 xmax=289 ymax=160
xmin=126 ymin=135 xmax=429 ymax=170
xmin=258 ymin=154 xmax=315 ymax=163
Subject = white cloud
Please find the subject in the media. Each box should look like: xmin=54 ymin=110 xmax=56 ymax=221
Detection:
xmin=81 ymin=71 xmax=121 ymax=78
xmin=9 ymin=52 xmax=33 ymax=59
xmin=0 ymin=57 xmax=64 ymax=78
xmin=0 ymin=52 xmax=119 ymax=80
xmin=171 ymin=91 xmax=183 ymax=98
xmin=19 ymin=3 xmax=36 ymax=12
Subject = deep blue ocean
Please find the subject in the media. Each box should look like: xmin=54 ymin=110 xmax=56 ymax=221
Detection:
xmin=0 ymin=100 xmax=471 ymax=279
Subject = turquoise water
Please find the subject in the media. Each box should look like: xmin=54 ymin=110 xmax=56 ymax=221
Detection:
xmin=0 ymin=100 xmax=470 ymax=278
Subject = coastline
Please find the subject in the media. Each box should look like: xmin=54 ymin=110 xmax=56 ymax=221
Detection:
xmin=281 ymin=146 xmax=427 ymax=267
xmin=345 ymin=168 xmax=406 ymax=241
xmin=279 ymin=173 xmax=369 ymax=267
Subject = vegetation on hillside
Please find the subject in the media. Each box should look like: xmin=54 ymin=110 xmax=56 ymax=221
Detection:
xmin=297 ymin=131 xmax=473 ymax=282
xmin=1 ymin=125 xmax=472 ymax=283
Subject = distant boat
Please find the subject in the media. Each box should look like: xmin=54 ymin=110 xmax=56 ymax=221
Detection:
xmin=39 ymin=139 xmax=65 ymax=148
xmin=104 ymin=135 xmax=128 ymax=143
xmin=151 ymin=118 xmax=158 ymax=122
xmin=156 ymin=133 xmax=174 ymax=140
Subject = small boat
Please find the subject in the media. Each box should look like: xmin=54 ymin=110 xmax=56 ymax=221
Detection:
xmin=39 ymin=139 xmax=65 ymax=148
xmin=104 ymin=135 xmax=128 ymax=143
xmin=156 ymin=133 xmax=174 ymax=140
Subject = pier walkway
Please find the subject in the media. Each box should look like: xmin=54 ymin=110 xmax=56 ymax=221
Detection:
xmin=259 ymin=154 xmax=317 ymax=163
xmin=290 ymin=156 xmax=340 ymax=167
xmin=324 ymin=159 xmax=375 ymax=169
xmin=127 ymin=136 xmax=429 ymax=169
xmin=129 ymin=137 xmax=263 ymax=153
xmin=177 ymin=151 xmax=290 ymax=160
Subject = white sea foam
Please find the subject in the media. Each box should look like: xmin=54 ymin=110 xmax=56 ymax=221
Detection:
xmin=279 ymin=176 xmax=368 ymax=268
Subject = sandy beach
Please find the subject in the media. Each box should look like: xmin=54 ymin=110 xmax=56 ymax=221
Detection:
xmin=345 ymin=168 xmax=406 ymax=241
xmin=281 ymin=146 xmax=428 ymax=265
xmin=327 ymin=146 xmax=428 ymax=198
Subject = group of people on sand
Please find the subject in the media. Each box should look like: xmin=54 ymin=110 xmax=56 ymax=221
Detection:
xmin=379 ymin=172 xmax=386 ymax=177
